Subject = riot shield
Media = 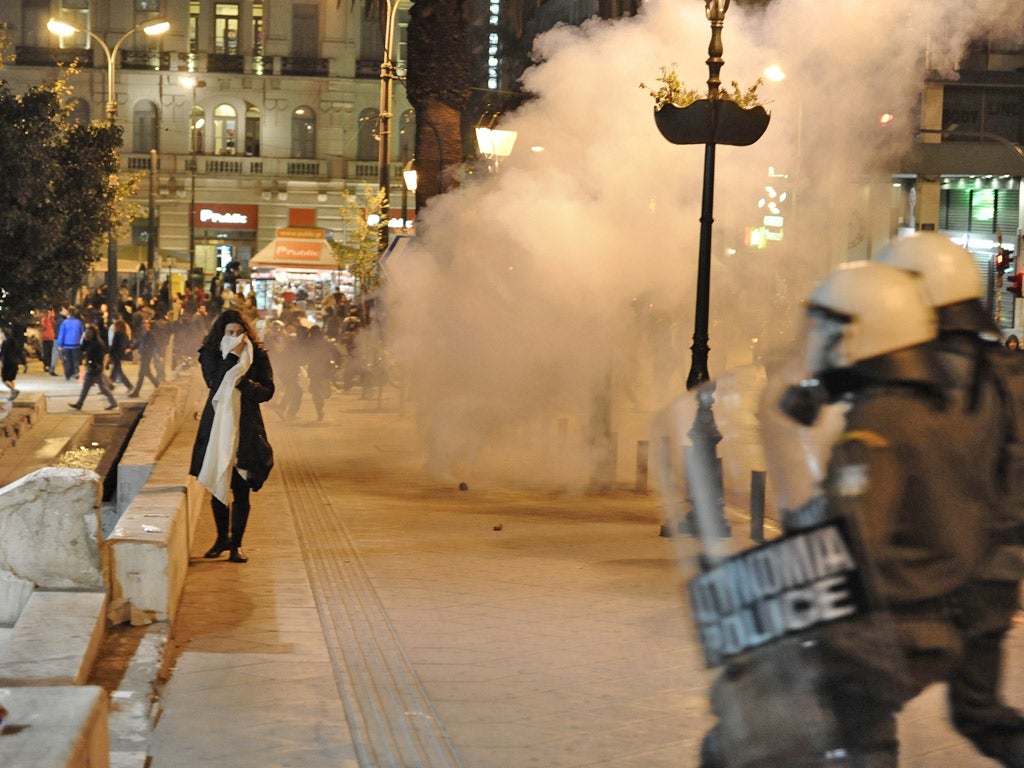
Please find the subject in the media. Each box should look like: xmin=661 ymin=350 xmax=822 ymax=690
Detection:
xmin=651 ymin=369 xmax=910 ymax=768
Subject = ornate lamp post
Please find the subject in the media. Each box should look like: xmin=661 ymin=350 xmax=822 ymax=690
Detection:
xmin=47 ymin=17 xmax=170 ymax=317
xmin=377 ymin=0 xmax=405 ymax=254
xmin=653 ymin=0 xmax=769 ymax=540
xmin=181 ymin=76 xmax=206 ymax=289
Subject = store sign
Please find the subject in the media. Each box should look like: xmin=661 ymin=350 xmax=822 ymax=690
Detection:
xmin=277 ymin=227 xmax=325 ymax=240
xmin=194 ymin=203 xmax=259 ymax=229
xmin=274 ymin=240 xmax=322 ymax=261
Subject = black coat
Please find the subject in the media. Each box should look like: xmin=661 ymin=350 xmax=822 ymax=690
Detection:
xmin=189 ymin=341 xmax=275 ymax=491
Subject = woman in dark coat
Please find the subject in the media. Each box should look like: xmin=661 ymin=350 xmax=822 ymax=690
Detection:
xmin=189 ymin=309 xmax=275 ymax=563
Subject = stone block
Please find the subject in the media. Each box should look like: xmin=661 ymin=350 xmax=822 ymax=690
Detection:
xmin=0 ymin=468 xmax=105 ymax=602
xmin=108 ymin=489 xmax=189 ymax=622
xmin=0 ymin=590 xmax=107 ymax=685
xmin=0 ymin=685 xmax=109 ymax=768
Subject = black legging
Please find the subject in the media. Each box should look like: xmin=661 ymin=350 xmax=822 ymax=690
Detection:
xmin=210 ymin=468 xmax=252 ymax=546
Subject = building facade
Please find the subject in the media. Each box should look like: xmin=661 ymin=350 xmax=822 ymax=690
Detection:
xmin=0 ymin=0 xmax=415 ymax=297
xmin=898 ymin=29 xmax=1024 ymax=328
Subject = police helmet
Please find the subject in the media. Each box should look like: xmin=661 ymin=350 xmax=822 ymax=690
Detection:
xmin=806 ymin=261 xmax=937 ymax=375
xmin=875 ymin=232 xmax=998 ymax=333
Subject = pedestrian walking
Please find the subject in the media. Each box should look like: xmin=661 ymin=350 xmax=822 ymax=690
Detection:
xmin=304 ymin=325 xmax=337 ymax=421
xmin=69 ymin=324 xmax=118 ymax=411
xmin=108 ymin=318 xmax=134 ymax=392
xmin=1 ymin=323 xmax=25 ymax=400
xmin=128 ymin=317 xmax=161 ymax=397
xmin=189 ymin=309 xmax=275 ymax=564
xmin=56 ymin=307 xmax=84 ymax=380
xmin=40 ymin=308 xmax=56 ymax=374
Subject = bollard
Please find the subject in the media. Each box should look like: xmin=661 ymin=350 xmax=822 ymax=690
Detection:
xmin=635 ymin=440 xmax=649 ymax=494
xmin=750 ymin=469 xmax=766 ymax=542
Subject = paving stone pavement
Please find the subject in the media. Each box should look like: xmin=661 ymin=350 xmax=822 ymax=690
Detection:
xmin=7 ymin=366 xmax=1022 ymax=767
xmin=142 ymin=380 xmax=1023 ymax=768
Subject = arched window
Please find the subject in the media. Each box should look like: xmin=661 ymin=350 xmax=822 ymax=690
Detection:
xmin=357 ymin=108 xmax=379 ymax=162
xmin=132 ymin=100 xmax=158 ymax=153
xmin=213 ymin=104 xmax=238 ymax=155
xmin=291 ymin=106 xmax=315 ymax=159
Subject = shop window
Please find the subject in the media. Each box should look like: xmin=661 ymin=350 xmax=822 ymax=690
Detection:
xmin=292 ymin=107 xmax=316 ymax=159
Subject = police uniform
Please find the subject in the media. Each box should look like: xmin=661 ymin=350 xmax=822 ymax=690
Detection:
xmin=815 ymin=368 xmax=996 ymax=761
xmin=939 ymin=334 xmax=1024 ymax=766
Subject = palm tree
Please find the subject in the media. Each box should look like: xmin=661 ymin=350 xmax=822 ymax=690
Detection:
xmin=406 ymin=0 xmax=471 ymax=214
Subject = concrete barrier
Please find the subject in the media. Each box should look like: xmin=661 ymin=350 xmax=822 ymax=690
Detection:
xmin=107 ymin=370 xmax=205 ymax=624
xmin=0 ymin=684 xmax=110 ymax=768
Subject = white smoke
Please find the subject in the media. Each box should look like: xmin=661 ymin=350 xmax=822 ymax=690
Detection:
xmin=385 ymin=0 xmax=1024 ymax=487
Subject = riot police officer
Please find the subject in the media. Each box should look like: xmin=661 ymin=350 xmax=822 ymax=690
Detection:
xmin=877 ymin=232 xmax=1024 ymax=766
xmin=701 ymin=262 xmax=999 ymax=766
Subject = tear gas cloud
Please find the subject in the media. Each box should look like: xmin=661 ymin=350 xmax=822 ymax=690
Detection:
xmin=385 ymin=0 xmax=1024 ymax=488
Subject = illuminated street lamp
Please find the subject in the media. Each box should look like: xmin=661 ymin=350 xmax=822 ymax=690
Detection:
xmin=475 ymin=114 xmax=518 ymax=172
xmin=47 ymin=17 xmax=169 ymax=317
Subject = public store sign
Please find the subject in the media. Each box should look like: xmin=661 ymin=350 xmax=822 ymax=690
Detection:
xmin=193 ymin=203 xmax=259 ymax=229
xmin=688 ymin=519 xmax=869 ymax=667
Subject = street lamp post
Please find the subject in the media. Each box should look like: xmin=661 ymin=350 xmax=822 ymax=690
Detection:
xmin=377 ymin=0 xmax=404 ymax=254
xmin=47 ymin=17 xmax=169 ymax=318
xmin=180 ymin=77 xmax=205 ymax=289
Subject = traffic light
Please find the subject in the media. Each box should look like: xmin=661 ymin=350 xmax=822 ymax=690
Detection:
xmin=996 ymin=248 xmax=1013 ymax=273
xmin=1008 ymin=273 xmax=1024 ymax=299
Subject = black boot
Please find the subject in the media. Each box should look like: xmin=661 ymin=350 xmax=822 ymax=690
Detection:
xmin=205 ymin=503 xmax=231 ymax=558
xmin=228 ymin=545 xmax=248 ymax=563
xmin=204 ymin=538 xmax=230 ymax=558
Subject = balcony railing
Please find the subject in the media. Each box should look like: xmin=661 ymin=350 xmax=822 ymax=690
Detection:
xmin=15 ymin=45 xmax=91 ymax=67
xmin=121 ymin=154 xmax=339 ymax=180
xmin=207 ymin=53 xmax=245 ymax=73
xmin=281 ymin=57 xmax=329 ymax=77
xmin=120 ymin=50 xmax=171 ymax=71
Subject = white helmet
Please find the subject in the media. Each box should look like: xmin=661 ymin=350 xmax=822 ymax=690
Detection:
xmin=875 ymin=231 xmax=982 ymax=306
xmin=806 ymin=261 xmax=937 ymax=374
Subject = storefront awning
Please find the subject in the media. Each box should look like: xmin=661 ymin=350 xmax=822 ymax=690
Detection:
xmin=250 ymin=239 xmax=340 ymax=271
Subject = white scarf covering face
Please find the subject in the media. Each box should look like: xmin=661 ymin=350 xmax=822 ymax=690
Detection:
xmin=197 ymin=334 xmax=253 ymax=505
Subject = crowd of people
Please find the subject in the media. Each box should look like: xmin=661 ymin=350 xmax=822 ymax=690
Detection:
xmin=0 ymin=273 xmax=375 ymax=415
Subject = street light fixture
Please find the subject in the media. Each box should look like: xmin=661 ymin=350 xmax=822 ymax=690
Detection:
xmin=47 ymin=17 xmax=169 ymax=317
xmin=475 ymin=114 xmax=518 ymax=172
